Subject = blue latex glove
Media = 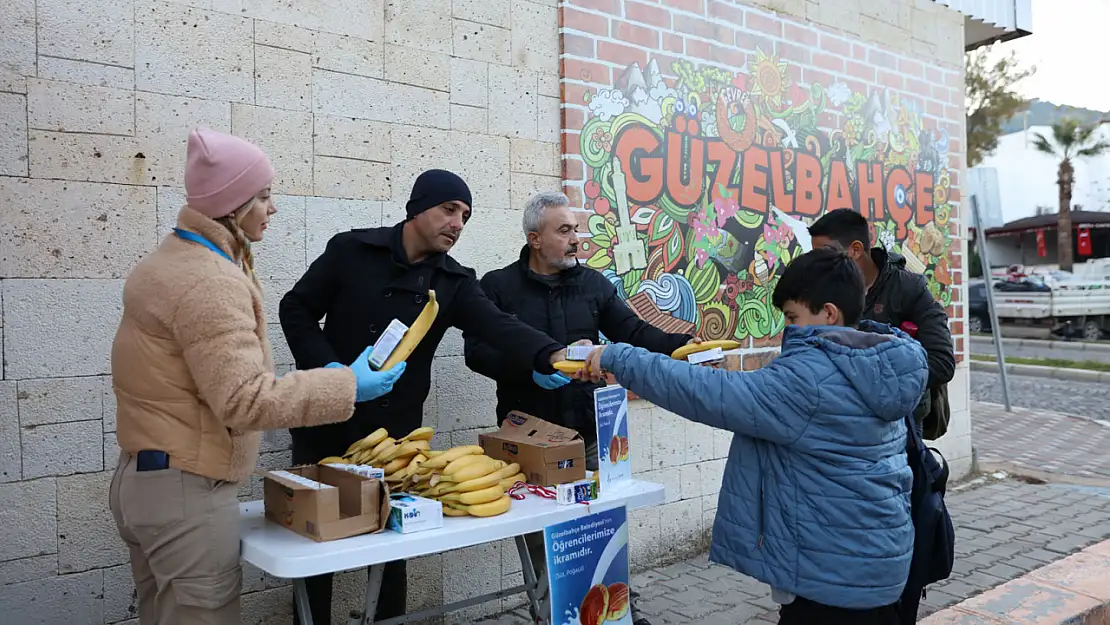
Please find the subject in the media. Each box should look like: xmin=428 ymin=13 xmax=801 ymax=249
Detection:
xmin=349 ymin=346 xmax=407 ymax=403
xmin=532 ymin=370 xmax=572 ymax=390
xmin=324 ymin=362 xmax=345 ymax=369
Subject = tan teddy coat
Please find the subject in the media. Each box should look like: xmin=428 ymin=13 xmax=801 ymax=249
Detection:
xmin=112 ymin=206 xmax=357 ymax=483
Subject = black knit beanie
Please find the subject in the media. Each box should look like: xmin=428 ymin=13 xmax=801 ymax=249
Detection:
xmin=405 ymin=169 xmax=473 ymax=219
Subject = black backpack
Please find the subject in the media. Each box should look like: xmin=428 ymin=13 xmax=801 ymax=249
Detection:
xmin=899 ymin=414 xmax=955 ymax=620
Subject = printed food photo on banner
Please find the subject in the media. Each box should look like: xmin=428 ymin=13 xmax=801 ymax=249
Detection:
xmin=569 ymin=50 xmax=956 ymax=342
xmin=544 ymin=507 xmax=633 ymax=625
xmin=594 ymin=385 xmax=632 ymax=492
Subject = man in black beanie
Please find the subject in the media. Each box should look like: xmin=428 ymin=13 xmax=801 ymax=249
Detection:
xmin=279 ymin=169 xmax=569 ymax=625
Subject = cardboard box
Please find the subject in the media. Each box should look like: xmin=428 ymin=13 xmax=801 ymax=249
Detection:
xmin=479 ymin=412 xmax=586 ymax=486
xmin=258 ymin=464 xmax=390 ymax=542
xmin=387 ymin=493 xmax=444 ymax=534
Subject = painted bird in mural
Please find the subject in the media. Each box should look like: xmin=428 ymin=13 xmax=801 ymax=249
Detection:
xmin=771 ymin=206 xmax=812 ymax=252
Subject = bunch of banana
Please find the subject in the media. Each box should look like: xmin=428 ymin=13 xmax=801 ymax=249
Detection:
xmin=400 ymin=446 xmax=525 ymax=518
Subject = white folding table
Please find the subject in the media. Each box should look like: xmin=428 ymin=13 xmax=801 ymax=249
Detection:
xmin=239 ymin=479 xmax=665 ymax=625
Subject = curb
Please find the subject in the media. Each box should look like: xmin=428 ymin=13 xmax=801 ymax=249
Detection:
xmin=969 ymin=335 xmax=1110 ymax=354
xmin=919 ymin=539 xmax=1110 ymax=624
xmin=969 ymin=358 xmax=1110 ymax=383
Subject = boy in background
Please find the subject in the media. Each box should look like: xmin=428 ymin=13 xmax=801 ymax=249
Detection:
xmin=577 ymin=247 xmax=927 ymax=625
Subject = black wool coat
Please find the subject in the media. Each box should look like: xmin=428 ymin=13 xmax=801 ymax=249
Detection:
xmin=279 ymin=224 xmax=563 ymax=460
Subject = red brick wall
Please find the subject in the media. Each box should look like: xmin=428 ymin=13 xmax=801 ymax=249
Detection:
xmin=559 ymin=0 xmax=966 ymax=365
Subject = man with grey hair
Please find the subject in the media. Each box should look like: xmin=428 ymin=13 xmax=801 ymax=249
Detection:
xmin=464 ymin=191 xmax=698 ymax=625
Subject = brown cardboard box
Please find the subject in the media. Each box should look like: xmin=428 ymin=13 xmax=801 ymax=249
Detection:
xmin=479 ymin=411 xmax=586 ymax=486
xmin=257 ymin=464 xmax=390 ymax=542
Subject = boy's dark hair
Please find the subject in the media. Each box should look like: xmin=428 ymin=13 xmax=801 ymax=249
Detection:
xmin=772 ymin=246 xmax=866 ymax=326
xmin=808 ymin=208 xmax=871 ymax=249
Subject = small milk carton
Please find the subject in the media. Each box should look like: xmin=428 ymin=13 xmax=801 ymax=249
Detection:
xmin=387 ymin=493 xmax=444 ymax=534
xmin=556 ymin=478 xmax=599 ymax=505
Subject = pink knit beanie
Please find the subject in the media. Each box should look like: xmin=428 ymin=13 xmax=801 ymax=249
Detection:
xmin=184 ymin=127 xmax=275 ymax=219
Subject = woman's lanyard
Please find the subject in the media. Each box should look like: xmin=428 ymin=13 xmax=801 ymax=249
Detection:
xmin=173 ymin=228 xmax=234 ymax=263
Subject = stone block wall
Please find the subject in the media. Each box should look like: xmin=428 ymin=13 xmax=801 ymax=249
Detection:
xmin=0 ymin=0 xmax=970 ymax=623
xmin=1 ymin=1 xmax=564 ymax=623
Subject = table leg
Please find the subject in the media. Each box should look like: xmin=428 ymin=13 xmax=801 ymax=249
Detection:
xmin=293 ymin=578 xmax=314 ymax=625
xmin=357 ymin=563 xmax=386 ymax=625
xmin=514 ymin=535 xmax=545 ymax=624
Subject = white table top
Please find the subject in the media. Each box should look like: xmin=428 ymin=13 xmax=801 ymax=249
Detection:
xmin=239 ymin=479 xmax=665 ymax=579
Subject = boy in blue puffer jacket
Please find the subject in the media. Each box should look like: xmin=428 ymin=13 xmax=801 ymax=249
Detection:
xmin=578 ymin=246 xmax=928 ymax=625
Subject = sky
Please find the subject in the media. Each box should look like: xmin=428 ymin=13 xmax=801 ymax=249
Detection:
xmin=991 ymin=0 xmax=1110 ymax=112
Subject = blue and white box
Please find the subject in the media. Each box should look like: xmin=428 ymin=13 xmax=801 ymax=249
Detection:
xmin=387 ymin=493 xmax=443 ymax=534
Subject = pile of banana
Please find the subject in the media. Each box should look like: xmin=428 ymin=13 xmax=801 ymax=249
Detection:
xmin=317 ymin=426 xmax=527 ymax=518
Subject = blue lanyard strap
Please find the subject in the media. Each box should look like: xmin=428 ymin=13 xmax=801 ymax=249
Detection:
xmin=173 ymin=228 xmax=234 ymax=263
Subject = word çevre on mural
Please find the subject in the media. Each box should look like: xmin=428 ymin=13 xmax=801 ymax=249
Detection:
xmin=575 ymin=50 xmax=955 ymax=342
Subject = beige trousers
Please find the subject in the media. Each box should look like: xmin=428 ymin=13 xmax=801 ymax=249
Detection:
xmin=109 ymin=451 xmax=243 ymax=625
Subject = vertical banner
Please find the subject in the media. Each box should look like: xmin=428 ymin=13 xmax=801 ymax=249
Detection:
xmin=544 ymin=506 xmax=632 ymax=625
xmin=1078 ymin=227 xmax=1093 ymax=256
xmin=1036 ymin=228 xmax=1047 ymax=257
xmin=594 ymin=385 xmax=632 ymax=492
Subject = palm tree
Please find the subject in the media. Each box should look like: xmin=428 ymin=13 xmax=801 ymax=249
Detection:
xmin=1032 ymin=118 xmax=1110 ymax=272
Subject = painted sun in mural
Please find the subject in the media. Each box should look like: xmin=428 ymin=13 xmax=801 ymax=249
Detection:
xmin=577 ymin=48 xmax=955 ymax=342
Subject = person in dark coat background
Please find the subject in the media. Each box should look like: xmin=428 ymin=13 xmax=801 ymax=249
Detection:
xmin=464 ymin=191 xmax=698 ymax=625
xmin=807 ymin=207 xmax=955 ymax=439
xmin=278 ymin=170 xmax=568 ymax=625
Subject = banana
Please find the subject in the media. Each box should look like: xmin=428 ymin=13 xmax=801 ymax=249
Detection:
xmin=377 ymin=290 xmax=439 ymax=371
xmin=426 ymin=451 xmax=444 ymax=458
xmin=441 ymin=457 xmax=500 ymax=483
xmin=670 ymin=340 xmax=743 ymax=361
xmin=370 ymin=441 xmax=400 ymax=465
xmin=400 ymin=426 xmax=435 ymax=442
xmin=352 ymin=449 xmax=375 ymax=465
xmin=552 ymin=360 xmax=586 ymax=374
xmin=442 ymin=453 xmax=489 ymax=476
xmin=446 ymin=462 xmax=520 ymax=494
xmin=499 ymin=473 xmax=527 ymax=490
xmin=424 ymin=482 xmax=452 ymax=498
xmin=442 ymin=505 xmax=469 ymax=517
xmin=369 ymin=437 xmax=396 ymax=457
xmin=420 ymin=445 xmax=484 ymax=471
xmin=318 ymin=456 xmax=348 ymax=465
xmin=382 ymin=440 xmax=430 ymax=463
xmin=382 ymin=456 xmax=410 ymax=475
xmin=464 ymin=494 xmax=512 ymax=517
xmin=345 ymin=427 xmax=389 ymax=456
xmin=442 ymin=485 xmax=504 ymax=506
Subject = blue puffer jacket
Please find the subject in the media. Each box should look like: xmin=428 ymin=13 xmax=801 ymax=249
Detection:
xmin=600 ymin=320 xmax=928 ymax=609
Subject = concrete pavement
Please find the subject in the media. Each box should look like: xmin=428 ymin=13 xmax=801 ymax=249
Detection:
xmin=970 ymin=370 xmax=1110 ymax=423
xmin=482 ymin=400 xmax=1110 ymax=624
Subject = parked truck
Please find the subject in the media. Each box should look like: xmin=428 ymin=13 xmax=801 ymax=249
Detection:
xmin=969 ymin=273 xmax=1110 ymax=340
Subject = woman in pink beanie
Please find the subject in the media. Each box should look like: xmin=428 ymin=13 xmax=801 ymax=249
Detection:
xmin=107 ymin=128 xmax=406 ymax=624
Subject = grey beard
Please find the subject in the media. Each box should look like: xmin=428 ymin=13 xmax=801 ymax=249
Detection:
xmin=549 ymin=254 xmax=577 ymax=270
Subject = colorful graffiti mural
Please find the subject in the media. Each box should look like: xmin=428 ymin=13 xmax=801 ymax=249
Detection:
xmin=575 ymin=51 xmax=955 ymax=341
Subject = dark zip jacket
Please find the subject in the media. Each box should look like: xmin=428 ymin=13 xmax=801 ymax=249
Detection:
xmin=463 ymin=246 xmax=692 ymax=439
xmin=863 ymin=247 xmax=955 ymax=427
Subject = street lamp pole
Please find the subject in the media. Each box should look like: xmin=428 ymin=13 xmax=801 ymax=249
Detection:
xmin=971 ymin=195 xmax=1013 ymax=412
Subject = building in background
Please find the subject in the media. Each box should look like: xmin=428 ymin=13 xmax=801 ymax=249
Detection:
xmin=977 ymin=102 xmax=1110 ymax=224
xmin=0 ymin=1 xmax=1029 ymax=623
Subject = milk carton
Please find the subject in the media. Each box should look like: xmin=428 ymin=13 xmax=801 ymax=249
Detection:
xmin=386 ymin=493 xmax=444 ymax=534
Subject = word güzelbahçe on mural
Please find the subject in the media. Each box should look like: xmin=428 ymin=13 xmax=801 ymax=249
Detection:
xmin=575 ymin=50 xmax=955 ymax=342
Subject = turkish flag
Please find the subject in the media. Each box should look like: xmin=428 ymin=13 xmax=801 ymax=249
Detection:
xmin=1036 ymin=229 xmax=1046 ymax=257
xmin=1078 ymin=227 xmax=1093 ymax=256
